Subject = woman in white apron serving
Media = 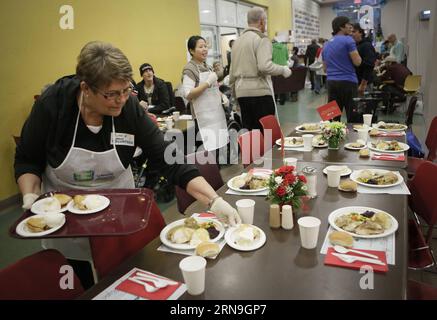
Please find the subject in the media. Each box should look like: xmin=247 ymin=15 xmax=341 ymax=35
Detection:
xmin=181 ymin=36 xmax=229 ymax=159
xmin=15 ymin=41 xmax=240 ymax=287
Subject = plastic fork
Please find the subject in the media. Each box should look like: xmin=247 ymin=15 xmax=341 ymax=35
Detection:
xmin=128 ymin=277 xmax=159 ymax=292
xmin=135 ymin=273 xmax=176 ymax=288
xmin=332 ymin=253 xmax=385 ymax=266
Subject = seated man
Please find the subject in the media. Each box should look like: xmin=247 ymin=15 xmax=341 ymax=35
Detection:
xmin=135 ymin=63 xmax=171 ymax=114
xmin=377 ymin=55 xmax=412 ymax=112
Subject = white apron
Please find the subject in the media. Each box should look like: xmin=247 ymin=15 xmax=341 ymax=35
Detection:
xmin=192 ymin=69 xmax=229 ymax=151
xmin=42 ymin=92 xmax=135 ymax=263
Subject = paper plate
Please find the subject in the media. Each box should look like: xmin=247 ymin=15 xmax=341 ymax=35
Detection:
xmin=66 ymin=195 xmax=110 ymax=214
xmin=368 ymin=142 xmax=410 ymax=153
xmin=227 ymin=173 xmax=269 ymax=193
xmin=225 ymin=225 xmax=266 ymax=251
xmin=16 ymin=215 xmax=66 ymax=237
xmin=350 ymin=169 xmax=404 ymax=188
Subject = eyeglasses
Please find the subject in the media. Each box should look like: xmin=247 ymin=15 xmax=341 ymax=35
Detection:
xmin=90 ymin=84 xmax=133 ymax=101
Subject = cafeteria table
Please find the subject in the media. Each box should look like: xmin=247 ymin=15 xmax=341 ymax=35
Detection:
xmin=80 ymin=160 xmax=408 ymax=300
xmin=266 ymin=123 xmax=408 ymax=169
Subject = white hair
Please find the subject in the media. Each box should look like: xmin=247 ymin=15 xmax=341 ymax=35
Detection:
xmin=247 ymin=7 xmax=266 ymax=25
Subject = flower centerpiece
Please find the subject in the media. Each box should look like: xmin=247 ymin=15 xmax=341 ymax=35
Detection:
xmin=322 ymin=121 xmax=347 ymax=150
xmin=267 ymin=165 xmax=308 ymax=209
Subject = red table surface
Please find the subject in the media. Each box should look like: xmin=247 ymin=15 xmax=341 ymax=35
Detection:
xmin=9 ymin=188 xmax=153 ymax=239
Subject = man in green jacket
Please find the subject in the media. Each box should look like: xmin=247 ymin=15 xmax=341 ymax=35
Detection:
xmin=272 ymin=40 xmax=289 ymax=104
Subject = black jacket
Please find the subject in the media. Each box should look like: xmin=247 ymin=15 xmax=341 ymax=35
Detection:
xmin=135 ymin=76 xmax=171 ymax=114
xmin=305 ymin=43 xmax=320 ymax=65
xmin=15 ymin=75 xmax=199 ymax=189
xmin=356 ymin=38 xmax=377 ymax=83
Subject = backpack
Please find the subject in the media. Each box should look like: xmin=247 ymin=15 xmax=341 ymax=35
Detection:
xmin=406 ymin=128 xmax=425 ymax=158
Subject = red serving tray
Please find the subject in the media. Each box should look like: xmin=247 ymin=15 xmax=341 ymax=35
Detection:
xmin=9 ymin=188 xmax=154 ymax=239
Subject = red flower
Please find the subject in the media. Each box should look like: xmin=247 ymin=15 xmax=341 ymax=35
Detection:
xmin=284 ymin=174 xmax=296 ymax=184
xmin=277 ymin=165 xmax=294 ymax=175
xmin=298 ymin=175 xmax=307 ymax=183
xmin=276 ymin=186 xmax=286 ymax=197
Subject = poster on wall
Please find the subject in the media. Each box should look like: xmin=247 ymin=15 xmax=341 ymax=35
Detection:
xmin=292 ymin=0 xmax=320 ymax=55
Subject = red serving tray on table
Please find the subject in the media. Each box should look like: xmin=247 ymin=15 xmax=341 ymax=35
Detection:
xmin=9 ymin=188 xmax=154 ymax=239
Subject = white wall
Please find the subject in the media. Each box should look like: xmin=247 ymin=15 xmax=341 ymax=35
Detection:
xmin=381 ymin=0 xmax=406 ymax=40
xmin=319 ymin=4 xmax=336 ymax=40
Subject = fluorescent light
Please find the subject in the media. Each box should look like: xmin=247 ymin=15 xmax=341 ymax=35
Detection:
xmin=424 ymin=10 xmax=431 ymax=14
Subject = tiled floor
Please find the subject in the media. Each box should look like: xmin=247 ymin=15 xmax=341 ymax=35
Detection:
xmin=1 ymin=88 xmax=435 ymax=294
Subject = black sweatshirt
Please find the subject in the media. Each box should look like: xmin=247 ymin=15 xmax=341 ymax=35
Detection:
xmin=135 ymin=77 xmax=170 ymax=114
xmin=356 ymin=38 xmax=377 ymax=84
xmin=14 ymin=75 xmax=200 ymax=189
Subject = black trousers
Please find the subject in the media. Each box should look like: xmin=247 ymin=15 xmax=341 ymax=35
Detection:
xmin=327 ymin=80 xmax=358 ymax=123
xmin=238 ymin=95 xmax=275 ymax=131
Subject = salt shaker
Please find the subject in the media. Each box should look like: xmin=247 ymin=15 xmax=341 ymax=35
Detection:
xmin=269 ymin=204 xmax=281 ymax=228
xmin=281 ymin=205 xmax=294 ymax=230
xmin=302 ymin=166 xmax=317 ymax=198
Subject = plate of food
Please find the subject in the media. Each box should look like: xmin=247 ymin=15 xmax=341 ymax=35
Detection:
xmin=352 ymin=124 xmax=369 ymax=131
xmin=225 ymin=224 xmax=266 ymax=251
xmin=344 ymin=140 xmax=367 ymax=150
xmin=16 ymin=214 xmax=66 ymax=237
xmin=160 ymin=217 xmax=225 ymax=250
xmin=322 ymin=165 xmax=352 ymax=177
xmin=373 ymin=122 xmax=408 ymax=132
xmin=368 ymin=140 xmax=410 ymax=153
xmin=312 ymin=135 xmax=328 ymax=148
xmin=328 ymin=206 xmax=398 ymax=239
xmin=66 ymin=194 xmax=110 ymax=214
xmin=295 ymin=123 xmax=322 ymax=133
xmin=31 ymin=193 xmax=73 ymax=215
xmin=350 ymin=169 xmax=403 ymax=188
xmin=227 ymin=172 xmax=270 ymax=193
xmin=275 ymin=137 xmax=304 ymax=148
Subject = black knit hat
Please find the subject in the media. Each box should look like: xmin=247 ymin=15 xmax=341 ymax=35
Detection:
xmin=139 ymin=63 xmax=154 ymax=76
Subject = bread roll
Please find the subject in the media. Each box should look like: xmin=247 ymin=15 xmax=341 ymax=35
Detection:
xmin=53 ymin=194 xmax=72 ymax=206
xmin=73 ymin=195 xmax=87 ymax=210
xmin=26 ymin=216 xmax=49 ymax=233
xmin=359 ymin=149 xmax=370 ymax=158
xmin=195 ymin=241 xmax=220 ymax=258
xmin=338 ymin=179 xmax=357 ymax=192
xmin=329 ymin=231 xmax=354 ymax=247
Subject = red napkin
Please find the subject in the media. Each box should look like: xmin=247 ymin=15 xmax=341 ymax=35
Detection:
xmin=324 ymin=247 xmax=388 ymax=273
xmin=197 ymin=212 xmax=217 ymax=218
xmin=371 ymin=154 xmax=405 ymax=161
xmin=116 ymin=270 xmax=183 ymax=300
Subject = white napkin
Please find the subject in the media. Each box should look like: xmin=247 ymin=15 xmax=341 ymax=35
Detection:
xmin=179 ymin=115 xmax=193 ymax=120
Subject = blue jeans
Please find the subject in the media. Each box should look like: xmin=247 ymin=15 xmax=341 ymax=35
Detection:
xmin=314 ymin=75 xmax=322 ymax=93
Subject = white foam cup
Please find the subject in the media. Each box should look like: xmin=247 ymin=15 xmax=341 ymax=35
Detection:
xmin=302 ymin=134 xmax=314 ymax=151
xmin=283 ymin=157 xmax=298 ymax=168
xmin=363 ymin=114 xmax=373 ymax=127
xmin=179 ymin=256 xmax=207 ymax=295
xmin=326 ymin=165 xmax=343 ymax=187
xmin=298 ymin=216 xmax=321 ymax=249
xmin=236 ymin=199 xmax=255 ymax=224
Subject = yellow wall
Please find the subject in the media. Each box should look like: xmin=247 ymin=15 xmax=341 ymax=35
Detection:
xmin=0 ymin=0 xmax=292 ymax=201
xmin=0 ymin=0 xmax=200 ymax=201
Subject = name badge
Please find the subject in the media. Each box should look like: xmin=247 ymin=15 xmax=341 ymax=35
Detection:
xmin=111 ymin=133 xmax=135 ymax=146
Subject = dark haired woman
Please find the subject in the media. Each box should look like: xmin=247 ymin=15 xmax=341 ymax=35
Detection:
xmin=180 ymin=36 xmax=228 ymax=156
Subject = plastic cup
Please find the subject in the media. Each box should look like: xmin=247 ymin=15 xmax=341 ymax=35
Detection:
xmin=283 ymin=157 xmax=298 ymax=168
xmin=179 ymin=256 xmax=207 ymax=295
xmin=302 ymin=134 xmax=314 ymax=151
xmin=298 ymin=216 xmax=321 ymax=249
xmin=363 ymin=114 xmax=373 ymax=127
xmin=173 ymin=111 xmax=180 ymax=121
xmin=356 ymin=128 xmax=369 ymax=143
xmin=165 ymin=118 xmax=173 ymax=130
xmin=326 ymin=165 xmax=343 ymax=187
xmin=236 ymin=199 xmax=255 ymax=224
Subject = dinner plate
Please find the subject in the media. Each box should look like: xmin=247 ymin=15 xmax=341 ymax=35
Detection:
xmin=344 ymin=142 xmax=367 ymax=150
xmin=373 ymin=123 xmax=408 ymax=132
xmin=352 ymin=125 xmax=370 ymax=131
xmin=66 ymin=195 xmax=110 ymax=214
xmin=227 ymin=173 xmax=269 ymax=193
xmin=322 ymin=166 xmax=352 ymax=177
xmin=160 ymin=217 xmax=225 ymax=250
xmin=328 ymin=206 xmax=398 ymax=239
xmin=225 ymin=225 xmax=266 ymax=251
xmin=31 ymin=197 xmax=71 ymax=215
xmin=275 ymin=137 xmax=304 ymax=148
xmin=350 ymin=169 xmax=404 ymax=188
xmin=16 ymin=215 xmax=66 ymax=237
xmin=295 ymin=124 xmax=322 ymax=133
xmin=368 ymin=141 xmax=410 ymax=153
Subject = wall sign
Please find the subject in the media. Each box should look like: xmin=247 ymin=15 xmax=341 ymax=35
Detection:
xmin=59 ymin=5 xmax=74 ymax=30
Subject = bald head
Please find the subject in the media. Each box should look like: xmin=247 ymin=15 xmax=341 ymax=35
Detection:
xmin=388 ymin=34 xmax=397 ymax=44
xmin=248 ymin=7 xmax=267 ymax=32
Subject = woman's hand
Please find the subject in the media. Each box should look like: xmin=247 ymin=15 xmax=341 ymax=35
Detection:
xmin=210 ymin=197 xmax=241 ymax=226
xmin=22 ymin=193 xmax=39 ymax=209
